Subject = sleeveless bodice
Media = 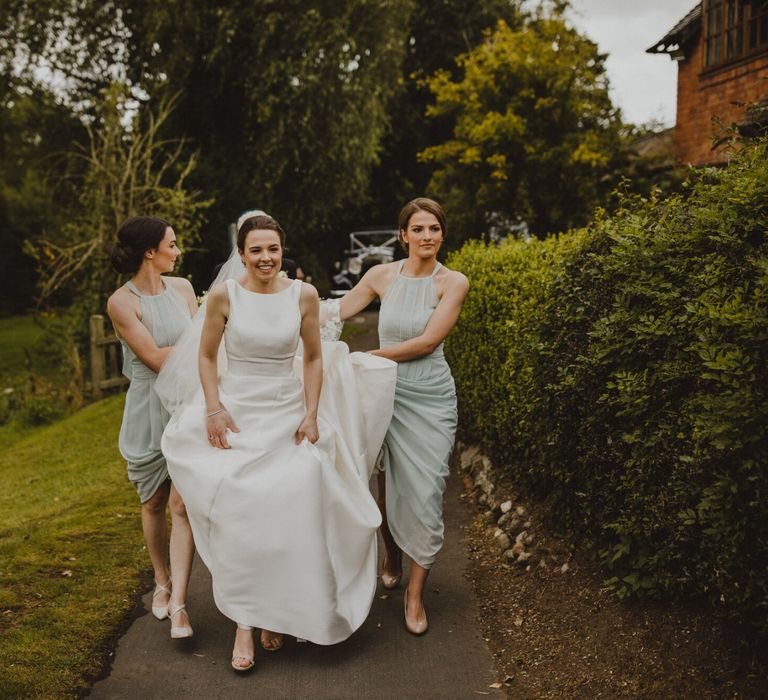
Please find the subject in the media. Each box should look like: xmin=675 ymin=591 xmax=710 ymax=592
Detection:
xmin=161 ymin=275 xmax=397 ymax=645
xmin=378 ymin=261 xmax=446 ymax=380
xmin=223 ymin=278 xmax=302 ymax=376
xmin=120 ymin=279 xmax=191 ymax=380
xmin=377 ymin=260 xmax=458 ymax=569
xmin=118 ymin=277 xmax=191 ymax=503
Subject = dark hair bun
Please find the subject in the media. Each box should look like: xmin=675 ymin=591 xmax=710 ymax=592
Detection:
xmin=111 ymin=241 xmax=142 ymax=274
xmin=111 ymin=216 xmax=171 ymax=274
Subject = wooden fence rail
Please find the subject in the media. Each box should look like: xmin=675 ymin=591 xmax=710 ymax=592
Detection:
xmin=89 ymin=314 xmax=129 ymax=400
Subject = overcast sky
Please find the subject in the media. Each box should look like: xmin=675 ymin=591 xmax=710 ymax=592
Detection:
xmin=566 ymin=0 xmax=700 ymax=127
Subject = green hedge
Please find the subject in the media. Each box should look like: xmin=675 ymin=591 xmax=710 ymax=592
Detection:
xmin=447 ymin=140 xmax=768 ymax=636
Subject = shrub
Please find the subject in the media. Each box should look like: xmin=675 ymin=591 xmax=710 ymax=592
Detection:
xmin=447 ymin=139 xmax=768 ymax=638
xmin=19 ymin=394 xmax=65 ymax=426
xmin=447 ymin=234 xmax=568 ymax=455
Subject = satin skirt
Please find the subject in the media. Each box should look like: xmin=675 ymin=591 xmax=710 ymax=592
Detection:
xmin=162 ymin=342 xmax=396 ymax=645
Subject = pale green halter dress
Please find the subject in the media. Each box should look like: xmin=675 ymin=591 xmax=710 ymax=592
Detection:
xmin=118 ymin=279 xmax=191 ymax=503
xmin=378 ymin=260 xmax=458 ymax=569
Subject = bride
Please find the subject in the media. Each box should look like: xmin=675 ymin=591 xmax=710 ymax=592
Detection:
xmin=156 ymin=212 xmax=396 ymax=672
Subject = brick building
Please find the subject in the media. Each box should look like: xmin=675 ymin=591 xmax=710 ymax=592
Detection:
xmin=648 ymin=1 xmax=768 ymax=165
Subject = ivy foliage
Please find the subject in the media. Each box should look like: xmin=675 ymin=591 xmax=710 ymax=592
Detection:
xmin=447 ymin=139 xmax=768 ymax=638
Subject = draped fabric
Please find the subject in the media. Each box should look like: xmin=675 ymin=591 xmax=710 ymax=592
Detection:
xmin=118 ymin=280 xmax=191 ymax=503
xmin=378 ymin=262 xmax=458 ymax=569
xmin=162 ymin=279 xmax=397 ymax=644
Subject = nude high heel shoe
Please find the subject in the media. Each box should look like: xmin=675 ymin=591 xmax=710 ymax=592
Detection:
xmin=381 ymin=553 xmax=402 ymax=590
xmin=404 ymin=589 xmax=428 ymax=636
xmin=260 ymin=629 xmax=284 ymax=652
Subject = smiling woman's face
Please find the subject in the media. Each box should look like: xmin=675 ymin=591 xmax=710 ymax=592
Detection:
xmin=242 ymin=228 xmax=283 ymax=279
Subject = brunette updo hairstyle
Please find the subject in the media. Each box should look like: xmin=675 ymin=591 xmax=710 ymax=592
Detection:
xmin=237 ymin=214 xmax=286 ymax=252
xmin=397 ymin=197 xmax=446 ymax=250
xmin=111 ymin=216 xmax=171 ymax=274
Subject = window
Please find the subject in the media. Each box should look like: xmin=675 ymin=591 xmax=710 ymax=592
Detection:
xmin=704 ymin=0 xmax=768 ymax=67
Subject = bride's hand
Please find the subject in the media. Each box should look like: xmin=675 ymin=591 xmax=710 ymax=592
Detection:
xmin=295 ymin=415 xmax=319 ymax=445
xmin=206 ymin=407 xmax=240 ymax=449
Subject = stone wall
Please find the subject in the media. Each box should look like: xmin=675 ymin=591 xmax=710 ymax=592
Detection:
xmin=457 ymin=442 xmax=571 ymax=574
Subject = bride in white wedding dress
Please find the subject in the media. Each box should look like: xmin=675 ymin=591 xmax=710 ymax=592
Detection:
xmin=157 ymin=212 xmax=396 ymax=671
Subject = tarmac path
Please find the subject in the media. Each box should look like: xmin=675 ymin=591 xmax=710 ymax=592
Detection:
xmin=86 ymin=312 xmax=502 ymax=699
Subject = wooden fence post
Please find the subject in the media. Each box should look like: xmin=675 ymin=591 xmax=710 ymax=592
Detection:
xmin=90 ymin=314 xmax=129 ymax=399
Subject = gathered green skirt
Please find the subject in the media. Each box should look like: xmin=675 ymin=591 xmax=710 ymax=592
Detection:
xmin=380 ymin=359 xmax=457 ymax=569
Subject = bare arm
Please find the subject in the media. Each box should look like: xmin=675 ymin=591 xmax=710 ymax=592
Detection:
xmin=338 ymin=264 xmax=395 ymax=320
xmin=371 ymin=272 xmax=469 ymax=363
xmin=168 ymin=276 xmax=199 ymax=318
xmin=199 ymin=283 xmax=239 ymax=448
xmin=107 ymin=290 xmax=172 ymax=373
xmin=297 ymin=283 xmax=322 ymax=444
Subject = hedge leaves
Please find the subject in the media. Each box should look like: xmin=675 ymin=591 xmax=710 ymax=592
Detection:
xmin=447 ymin=139 xmax=768 ymax=637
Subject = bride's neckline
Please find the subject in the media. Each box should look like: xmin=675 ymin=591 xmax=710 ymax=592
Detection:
xmin=235 ymin=279 xmax=294 ymax=296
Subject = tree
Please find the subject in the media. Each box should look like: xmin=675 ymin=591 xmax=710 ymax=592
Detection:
xmin=1 ymin=1 xmax=415 ymax=283
xmin=114 ymin=0 xmax=414 ymax=276
xmin=0 ymin=1 xmax=128 ymax=99
xmin=0 ymin=86 xmax=87 ymax=314
xmin=22 ymin=85 xmax=210 ymax=398
xmin=365 ymin=0 xmax=525 ymax=226
xmin=25 ymin=86 xmax=209 ymax=308
xmin=421 ymin=12 xmax=624 ymax=239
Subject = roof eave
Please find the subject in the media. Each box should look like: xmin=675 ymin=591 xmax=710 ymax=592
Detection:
xmin=646 ymin=3 xmax=702 ymax=57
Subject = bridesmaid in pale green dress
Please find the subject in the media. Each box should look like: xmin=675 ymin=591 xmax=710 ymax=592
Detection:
xmin=339 ymin=198 xmax=469 ymax=635
xmin=107 ymin=216 xmax=198 ymax=639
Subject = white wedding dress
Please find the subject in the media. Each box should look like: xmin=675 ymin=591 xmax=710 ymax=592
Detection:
xmin=161 ymin=279 xmax=396 ymax=644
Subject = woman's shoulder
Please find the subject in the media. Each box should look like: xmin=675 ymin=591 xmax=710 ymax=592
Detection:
xmin=298 ymin=280 xmax=319 ymax=301
xmin=204 ymin=280 xmax=234 ymax=314
xmin=370 ymin=261 xmax=400 ymax=277
xmin=207 ymin=280 xmax=231 ymax=300
xmin=364 ymin=261 xmax=399 ymax=287
xmin=165 ymin=275 xmax=197 ymax=302
xmin=107 ymin=284 xmax=136 ymax=318
xmin=165 ymin=275 xmax=194 ymax=294
xmin=438 ymin=264 xmax=469 ymax=291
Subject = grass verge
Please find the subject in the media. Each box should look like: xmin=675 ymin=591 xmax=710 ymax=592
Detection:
xmin=0 ymin=315 xmax=48 ymax=378
xmin=0 ymin=393 xmax=149 ymax=699
xmin=340 ymin=323 xmax=366 ymax=342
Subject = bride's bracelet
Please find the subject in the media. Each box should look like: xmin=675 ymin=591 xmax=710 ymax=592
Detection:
xmin=206 ymin=407 xmax=226 ymax=418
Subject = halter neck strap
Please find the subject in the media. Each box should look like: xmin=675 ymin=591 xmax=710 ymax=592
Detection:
xmin=125 ymin=279 xmax=167 ymax=297
xmin=397 ymin=260 xmax=441 ymax=278
xmin=125 ymin=280 xmax=142 ymax=297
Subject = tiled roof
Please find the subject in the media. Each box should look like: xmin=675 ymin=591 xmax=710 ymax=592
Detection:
xmin=646 ymin=3 xmax=702 ymax=54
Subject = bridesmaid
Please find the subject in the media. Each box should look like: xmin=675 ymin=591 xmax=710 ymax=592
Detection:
xmin=107 ymin=216 xmax=198 ymax=638
xmin=339 ymin=197 xmax=469 ymax=634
